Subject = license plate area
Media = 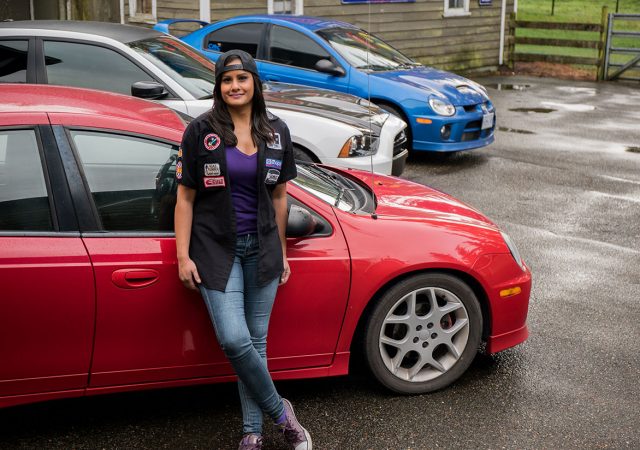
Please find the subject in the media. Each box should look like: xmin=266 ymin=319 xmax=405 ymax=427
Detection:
xmin=481 ymin=112 xmax=495 ymax=130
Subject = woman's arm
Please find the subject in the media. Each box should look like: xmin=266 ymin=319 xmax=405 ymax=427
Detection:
xmin=175 ymin=184 xmax=201 ymax=290
xmin=272 ymin=183 xmax=290 ymax=285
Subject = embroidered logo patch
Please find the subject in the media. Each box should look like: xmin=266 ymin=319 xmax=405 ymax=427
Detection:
xmin=203 ymin=176 xmax=225 ymax=188
xmin=268 ymin=132 xmax=282 ymax=150
xmin=177 ymin=147 xmax=183 ymax=158
xmin=203 ymin=133 xmax=221 ymax=151
xmin=176 ymin=161 xmax=183 ymax=180
xmin=265 ymin=158 xmax=282 ymax=169
xmin=204 ymin=163 xmax=221 ymax=176
xmin=265 ymin=169 xmax=280 ymax=184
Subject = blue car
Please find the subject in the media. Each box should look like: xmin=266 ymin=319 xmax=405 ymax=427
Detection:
xmin=155 ymin=15 xmax=495 ymax=153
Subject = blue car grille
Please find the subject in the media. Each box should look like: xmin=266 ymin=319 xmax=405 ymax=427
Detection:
xmin=460 ymin=101 xmax=494 ymax=142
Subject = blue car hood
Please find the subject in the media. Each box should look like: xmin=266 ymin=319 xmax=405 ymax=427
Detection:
xmin=370 ymin=66 xmax=488 ymax=106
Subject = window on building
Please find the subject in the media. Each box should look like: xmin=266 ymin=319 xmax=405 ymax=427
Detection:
xmin=0 ymin=129 xmax=53 ymax=231
xmin=444 ymin=0 xmax=470 ymax=17
xmin=129 ymin=0 xmax=156 ymax=24
xmin=43 ymin=40 xmax=154 ymax=96
xmin=205 ymin=23 xmax=265 ymax=57
xmin=269 ymin=26 xmax=331 ymax=70
xmin=268 ymin=0 xmax=303 ymax=15
xmin=70 ymin=130 xmax=178 ymax=232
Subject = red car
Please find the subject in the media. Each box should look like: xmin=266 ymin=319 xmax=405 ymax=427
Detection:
xmin=0 ymin=85 xmax=530 ymax=409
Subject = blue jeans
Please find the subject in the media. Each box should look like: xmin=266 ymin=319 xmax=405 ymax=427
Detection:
xmin=199 ymin=233 xmax=285 ymax=434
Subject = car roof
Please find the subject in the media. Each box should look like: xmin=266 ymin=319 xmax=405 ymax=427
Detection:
xmin=0 ymin=84 xmax=184 ymax=131
xmin=0 ymin=20 xmax=162 ymax=43
xmin=233 ymin=14 xmax=358 ymax=32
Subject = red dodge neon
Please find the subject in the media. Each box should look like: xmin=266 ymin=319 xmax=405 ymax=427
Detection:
xmin=0 ymin=85 xmax=530 ymax=409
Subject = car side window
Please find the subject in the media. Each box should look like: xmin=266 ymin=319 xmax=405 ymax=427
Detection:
xmin=0 ymin=40 xmax=29 ymax=83
xmin=205 ymin=23 xmax=264 ymax=57
xmin=269 ymin=26 xmax=331 ymax=70
xmin=43 ymin=41 xmax=153 ymax=95
xmin=70 ymin=130 xmax=178 ymax=232
xmin=0 ymin=129 xmax=53 ymax=231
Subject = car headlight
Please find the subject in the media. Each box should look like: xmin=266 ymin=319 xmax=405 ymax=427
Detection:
xmin=428 ymin=97 xmax=456 ymax=116
xmin=501 ymin=231 xmax=525 ymax=271
xmin=338 ymin=132 xmax=379 ymax=158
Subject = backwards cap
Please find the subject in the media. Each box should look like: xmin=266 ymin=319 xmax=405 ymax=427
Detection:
xmin=215 ymin=49 xmax=259 ymax=80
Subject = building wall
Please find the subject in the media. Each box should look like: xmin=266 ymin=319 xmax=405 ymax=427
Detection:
xmin=124 ymin=0 xmax=514 ymax=73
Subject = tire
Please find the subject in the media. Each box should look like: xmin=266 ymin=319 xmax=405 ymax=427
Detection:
xmin=293 ymin=145 xmax=317 ymax=163
xmin=364 ymin=273 xmax=482 ymax=394
xmin=377 ymin=103 xmax=413 ymax=152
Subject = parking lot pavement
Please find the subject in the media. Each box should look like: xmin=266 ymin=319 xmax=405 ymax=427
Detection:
xmin=1 ymin=76 xmax=639 ymax=449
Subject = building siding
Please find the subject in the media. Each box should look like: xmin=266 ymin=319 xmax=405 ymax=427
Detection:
xmin=124 ymin=0 xmax=514 ymax=73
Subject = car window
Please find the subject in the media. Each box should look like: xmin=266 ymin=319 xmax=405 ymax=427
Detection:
xmin=0 ymin=129 xmax=53 ymax=231
xmin=43 ymin=41 xmax=154 ymax=95
xmin=269 ymin=26 xmax=331 ymax=70
xmin=205 ymin=23 xmax=264 ymax=57
xmin=0 ymin=40 xmax=29 ymax=83
xmin=70 ymin=130 xmax=178 ymax=232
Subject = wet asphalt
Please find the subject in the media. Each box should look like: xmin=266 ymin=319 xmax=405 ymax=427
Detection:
xmin=1 ymin=76 xmax=639 ymax=449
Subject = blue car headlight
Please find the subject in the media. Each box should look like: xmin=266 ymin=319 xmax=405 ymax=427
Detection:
xmin=428 ymin=97 xmax=456 ymax=117
xmin=501 ymin=231 xmax=525 ymax=271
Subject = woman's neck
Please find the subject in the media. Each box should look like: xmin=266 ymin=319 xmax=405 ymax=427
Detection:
xmin=228 ymin=105 xmax=252 ymax=129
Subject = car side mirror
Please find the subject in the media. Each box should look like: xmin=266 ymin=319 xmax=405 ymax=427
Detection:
xmin=132 ymin=81 xmax=169 ymax=100
xmin=286 ymin=204 xmax=317 ymax=238
xmin=314 ymin=59 xmax=345 ymax=77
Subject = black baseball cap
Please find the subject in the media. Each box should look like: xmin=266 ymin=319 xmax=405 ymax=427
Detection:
xmin=215 ymin=49 xmax=259 ymax=80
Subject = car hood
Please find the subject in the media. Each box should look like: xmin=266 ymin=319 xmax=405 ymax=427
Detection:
xmin=263 ymin=82 xmax=387 ymax=133
xmin=370 ymin=66 xmax=488 ymax=106
xmin=337 ymin=168 xmax=498 ymax=231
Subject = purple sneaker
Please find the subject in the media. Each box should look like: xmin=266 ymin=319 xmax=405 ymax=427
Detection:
xmin=277 ymin=398 xmax=312 ymax=450
xmin=238 ymin=433 xmax=263 ymax=450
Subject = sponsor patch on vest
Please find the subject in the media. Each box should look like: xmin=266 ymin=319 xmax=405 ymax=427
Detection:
xmin=203 ymin=133 xmax=221 ymax=151
xmin=177 ymin=147 xmax=183 ymax=158
xmin=265 ymin=158 xmax=282 ymax=169
xmin=265 ymin=169 xmax=280 ymax=184
xmin=268 ymin=132 xmax=282 ymax=150
xmin=204 ymin=163 xmax=221 ymax=176
xmin=176 ymin=161 xmax=183 ymax=180
xmin=203 ymin=176 xmax=225 ymax=188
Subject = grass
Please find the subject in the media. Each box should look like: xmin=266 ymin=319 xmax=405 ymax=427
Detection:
xmin=515 ymin=0 xmax=640 ymax=70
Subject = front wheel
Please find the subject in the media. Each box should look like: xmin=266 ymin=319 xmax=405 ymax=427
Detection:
xmin=364 ymin=273 xmax=482 ymax=394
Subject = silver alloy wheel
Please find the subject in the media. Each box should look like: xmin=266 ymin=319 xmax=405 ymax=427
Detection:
xmin=378 ymin=286 xmax=470 ymax=383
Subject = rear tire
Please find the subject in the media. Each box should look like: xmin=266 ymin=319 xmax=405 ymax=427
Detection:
xmin=364 ymin=273 xmax=482 ymax=394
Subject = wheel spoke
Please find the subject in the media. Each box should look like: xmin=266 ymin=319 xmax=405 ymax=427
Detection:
xmin=426 ymin=355 xmax=446 ymax=373
xmin=407 ymin=292 xmax=417 ymax=319
xmin=390 ymin=349 xmax=407 ymax=374
xmin=446 ymin=342 xmax=461 ymax=359
xmin=427 ymin=288 xmax=439 ymax=313
xmin=443 ymin=317 xmax=468 ymax=336
xmin=380 ymin=335 xmax=405 ymax=348
xmin=385 ymin=314 xmax=410 ymax=324
xmin=439 ymin=301 xmax=463 ymax=315
xmin=407 ymin=356 xmax=425 ymax=380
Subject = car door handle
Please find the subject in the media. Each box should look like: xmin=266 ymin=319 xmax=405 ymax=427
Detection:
xmin=112 ymin=269 xmax=160 ymax=289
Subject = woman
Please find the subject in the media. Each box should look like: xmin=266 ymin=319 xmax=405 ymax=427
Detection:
xmin=175 ymin=49 xmax=311 ymax=450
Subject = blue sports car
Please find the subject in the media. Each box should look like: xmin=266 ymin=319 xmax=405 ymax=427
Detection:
xmin=155 ymin=15 xmax=496 ymax=153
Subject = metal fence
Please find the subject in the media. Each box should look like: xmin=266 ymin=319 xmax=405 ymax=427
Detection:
xmin=604 ymin=13 xmax=640 ymax=81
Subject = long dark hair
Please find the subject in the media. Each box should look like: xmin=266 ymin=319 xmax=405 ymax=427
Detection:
xmin=207 ymin=72 xmax=273 ymax=148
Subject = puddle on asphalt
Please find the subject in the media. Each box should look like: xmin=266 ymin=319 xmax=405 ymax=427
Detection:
xmin=556 ymin=86 xmax=597 ymax=95
xmin=627 ymin=146 xmax=640 ymax=154
xmin=509 ymin=107 xmax=556 ymax=113
xmin=486 ymin=83 xmax=531 ymax=91
xmin=498 ymin=127 xmax=535 ymax=134
xmin=541 ymin=101 xmax=596 ymax=112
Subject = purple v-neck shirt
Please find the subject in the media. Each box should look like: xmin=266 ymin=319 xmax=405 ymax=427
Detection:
xmin=226 ymin=146 xmax=258 ymax=235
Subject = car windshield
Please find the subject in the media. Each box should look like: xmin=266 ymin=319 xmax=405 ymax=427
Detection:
xmin=316 ymin=27 xmax=416 ymax=71
xmin=127 ymin=36 xmax=216 ymax=99
xmin=292 ymin=164 xmax=356 ymax=211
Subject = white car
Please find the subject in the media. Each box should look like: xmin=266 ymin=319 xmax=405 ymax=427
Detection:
xmin=0 ymin=21 xmax=408 ymax=175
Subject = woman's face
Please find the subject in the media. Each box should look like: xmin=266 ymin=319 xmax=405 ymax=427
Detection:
xmin=219 ymin=57 xmax=255 ymax=109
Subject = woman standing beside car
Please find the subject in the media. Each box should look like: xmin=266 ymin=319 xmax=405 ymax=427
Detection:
xmin=174 ymin=49 xmax=311 ymax=450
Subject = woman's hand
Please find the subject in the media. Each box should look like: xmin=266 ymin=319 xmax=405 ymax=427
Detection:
xmin=179 ymin=258 xmax=201 ymax=290
xmin=280 ymin=257 xmax=291 ymax=285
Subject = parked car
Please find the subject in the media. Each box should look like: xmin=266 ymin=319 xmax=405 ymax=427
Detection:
xmin=158 ymin=15 xmax=496 ymax=153
xmin=0 ymin=20 xmax=407 ymax=175
xmin=0 ymin=84 xmax=530 ymax=409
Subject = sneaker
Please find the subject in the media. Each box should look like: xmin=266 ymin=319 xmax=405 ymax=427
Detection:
xmin=277 ymin=398 xmax=312 ymax=450
xmin=238 ymin=433 xmax=263 ymax=450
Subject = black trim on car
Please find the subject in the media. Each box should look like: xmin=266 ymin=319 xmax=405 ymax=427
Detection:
xmin=52 ymin=125 xmax=101 ymax=232
xmin=38 ymin=125 xmax=79 ymax=231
